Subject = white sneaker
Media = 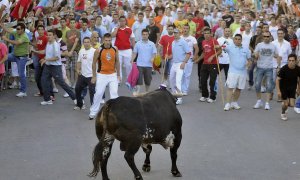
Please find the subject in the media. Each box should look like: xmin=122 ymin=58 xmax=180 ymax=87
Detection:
xmin=224 ymin=103 xmax=231 ymax=111
xmin=41 ymin=100 xmax=53 ymax=105
xmin=281 ymin=113 xmax=288 ymax=121
xmin=264 ymin=103 xmax=270 ymax=110
xmin=253 ymin=100 xmax=263 ymax=109
xmin=207 ymin=98 xmax=216 ymax=103
xmin=88 ymin=114 xmax=95 ymax=120
xmin=74 ymin=104 xmax=86 ymax=110
xmin=100 ymin=99 xmax=105 ymax=104
xmin=294 ymin=107 xmax=300 ymax=114
xmin=231 ymin=102 xmax=241 ymax=110
xmin=63 ymin=93 xmax=69 ymax=98
xmin=176 ymin=98 xmax=183 ymax=105
xmin=182 ymin=92 xmax=188 ymax=96
xmin=199 ymin=97 xmax=207 ymax=102
xmin=53 ymin=88 xmax=59 ymax=93
xmin=73 ymin=99 xmax=77 ymax=105
xmin=16 ymin=92 xmax=27 ymax=97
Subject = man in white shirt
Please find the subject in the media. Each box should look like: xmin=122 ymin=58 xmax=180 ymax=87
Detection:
xmin=0 ymin=0 xmax=11 ymax=22
xmin=181 ymin=24 xmax=199 ymax=95
xmin=271 ymin=29 xmax=292 ymax=101
xmin=218 ymin=27 xmax=234 ymax=80
xmin=74 ymin=37 xmax=96 ymax=110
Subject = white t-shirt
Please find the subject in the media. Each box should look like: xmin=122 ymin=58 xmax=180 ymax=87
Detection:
xmin=101 ymin=15 xmax=112 ymax=31
xmin=217 ymin=37 xmax=233 ymax=64
xmin=181 ymin=35 xmax=197 ymax=58
xmin=161 ymin=15 xmax=174 ymax=26
xmin=0 ymin=0 xmax=11 ymax=18
xmin=269 ymin=26 xmax=279 ymax=40
xmin=241 ymin=31 xmax=253 ymax=50
xmin=271 ymin=39 xmax=292 ymax=68
xmin=77 ymin=47 xmax=96 ymax=77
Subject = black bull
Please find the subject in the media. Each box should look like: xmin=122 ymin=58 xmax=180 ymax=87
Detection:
xmin=88 ymin=89 xmax=183 ymax=180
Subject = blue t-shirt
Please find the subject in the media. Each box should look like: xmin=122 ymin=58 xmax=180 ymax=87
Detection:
xmin=224 ymin=44 xmax=251 ymax=75
xmin=172 ymin=38 xmax=191 ymax=63
xmin=134 ymin=40 xmax=157 ymax=67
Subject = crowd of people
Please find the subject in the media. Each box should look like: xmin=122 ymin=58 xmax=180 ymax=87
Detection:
xmin=0 ymin=0 xmax=300 ymax=120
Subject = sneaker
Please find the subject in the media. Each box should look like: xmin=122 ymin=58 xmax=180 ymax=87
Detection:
xmin=182 ymin=92 xmax=188 ymax=96
xmin=73 ymin=99 xmax=77 ymax=105
xmin=294 ymin=107 xmax=300 ymax=114
xmin=280 ymin=113 xmax=288 ymax=121
xmin=253 ymin=100 xmax=263 ymax=109
xmin=224 ymin=103 xmax=231 ymax=111
xmin=100 ymin=99 xmax=105 ymax=104
xmin=264 ymin=103 xmax=271 ymax=110
xmin=199 ymin=97 xmax=207 ymax=102
xmin=41 ymin=100 xmax=53 ymax=105
xmin=50 ymin=96 xmax=55 ymax=101
xmin=231 ymin=102 xmax=241 ymax=110
xmin=74 ymin=105 xmax=86 ymax=110
xmin=16 ymin=92 xmax=27 ymax=97
xmin=53 ymin=88 xmax=59 ymax=93
xmin=207 ymin=98 xmax=216 ymax=103
xmin=63 ymin=93 xmax=69 ymax=98
xmin=176 ymin=98 xmax=183 ymax=105
xmin=88 ymin=115 xmax=95 ymax=120
xmin=34 ymin=92 xmax=42 ymax=97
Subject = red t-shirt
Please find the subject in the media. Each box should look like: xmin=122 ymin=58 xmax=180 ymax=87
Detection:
xmin=202 ymin=38 xmax=219 ymax=65
xmin=36 ymin=35 xmax=48 ymax=59
xmin=159 ymin=35 xmax=175 ymax=59
xmin=11 ymin=0 xmax=32 ymax=20
xmin=75 ymin=0 xmax=85 ymax=11
xmin=193 ymin=17 xmax=205 ymax=39
xmin=114 ymin=27 xmax=133 ymax=50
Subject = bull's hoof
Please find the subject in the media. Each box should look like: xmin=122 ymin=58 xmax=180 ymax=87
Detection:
xmin=135 ymin=175 xmax=143 ymax=180
xmin=171 ymin=170 xmax=182 ymax=177
xmin=142 ymin=164 xmax=151 ymax=172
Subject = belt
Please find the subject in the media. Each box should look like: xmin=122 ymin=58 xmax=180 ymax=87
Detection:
xmin=16 ymin=55 xmax=28 ymax=58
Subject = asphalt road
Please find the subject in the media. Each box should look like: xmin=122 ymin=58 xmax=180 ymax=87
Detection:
xmin=1 ymin=66 xmax=300 ymax=180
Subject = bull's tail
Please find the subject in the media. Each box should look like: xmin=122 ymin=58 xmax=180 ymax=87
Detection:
xmin=88 ymin=103 xmax=111 ymax=177
xmin=88 ymin=141 xmax=103 ymax=177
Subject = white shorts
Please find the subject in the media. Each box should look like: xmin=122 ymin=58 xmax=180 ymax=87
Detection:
xmin=226 ymin=73 xmax=247 ymax=90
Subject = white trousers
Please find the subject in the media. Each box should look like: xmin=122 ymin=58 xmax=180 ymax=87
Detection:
xmin=89 ymin=73 xmax=119 ymax=117
xmin=169 ymin=62 xmax=184 ymax=93
xmin=181 ymin=59 xmax=193 ymax=93
xmin=119 ymin=52 xmax=132 ymax=82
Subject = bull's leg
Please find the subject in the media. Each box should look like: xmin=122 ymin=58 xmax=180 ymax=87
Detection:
xmin=142 ymin=144 xmax=152 ymax=172
xmin=100 ymin=134 xmax=115 ymax=180
xmin=124 ymin=140 xmax=143 ymax=180
xmin=170 ymin=132 xmax=182 ymax=177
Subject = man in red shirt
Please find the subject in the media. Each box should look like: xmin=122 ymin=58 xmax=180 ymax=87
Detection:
xmin=158 ymin=24 xmax=175 ymax=85
xmin=111 ymin=15 xmax=135 ymax=83
xmin=75 ymin=0 xmax=85 ymax=21
xmin=199 ymin=28 xmax=222 ymax=103
xmin=31 ymin=25 xmax=48 ymax=96
xmin=193 ymin=11 xmax=210 ymax=39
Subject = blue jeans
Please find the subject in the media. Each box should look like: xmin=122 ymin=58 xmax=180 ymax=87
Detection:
xmin=255 ymin=67 xmax=273 ymax=93
xmin=7 ymin=54 xmax=28 ymax=93
xmin=42 ymin=65 xmax=75 ymax=101
xmin=248 ymin=62 xmax=256 ymax=86
xmin=32 ymin=55 xmax=43 ymax=93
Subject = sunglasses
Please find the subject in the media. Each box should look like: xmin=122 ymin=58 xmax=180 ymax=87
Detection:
xmin=263 ymin=36 xmax=270 ymax=38
xmin=16 ymin=28 xmax=21 ymax=30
